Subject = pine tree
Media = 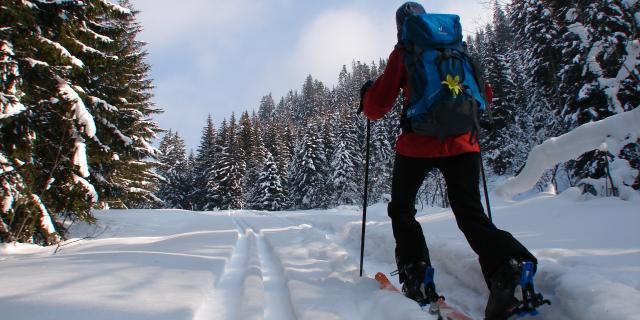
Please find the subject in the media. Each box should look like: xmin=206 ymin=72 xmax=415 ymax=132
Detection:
xmin=192 ymin=115 xmax=216 ymax=210
xmin=258 ymin=93 xmax=276 ymax=122
xmin=1 ymin=0 xmax=161 ymax=244
xmin=243 ymin=114 xmax=268 ymax=206
xmin=329 ymin=111 xmax=361 ymax=206
xmin=289 ymin=117 xmax=326 ymax=209
xmin=207 ymin=116 xmax=245 ymax=209
xmin=248 ymin=151 xmax=287 ymax=211
xmin=558 ymin=0 xmax=640 ymax=193
xmin=479 ymin=3 xmax=522 ymax=175
xmin=156 ymin=131 xmax=190 ymax=209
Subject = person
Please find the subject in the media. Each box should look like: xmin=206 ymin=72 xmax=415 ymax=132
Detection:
xmin=360 ymin=2 xmax=538 ymax=319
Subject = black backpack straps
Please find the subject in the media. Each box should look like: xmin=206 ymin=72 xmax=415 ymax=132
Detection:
xmin=435 ymin=48 xmax=467 ymax=83
xmin=465 ymin=52 xmax=487 ymax=101
xmin=400 ymin=90 xmax=413 ymax=133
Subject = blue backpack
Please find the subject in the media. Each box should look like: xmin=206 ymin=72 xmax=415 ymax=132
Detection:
xmin=399 ymin=13 xmax=486 ymax=140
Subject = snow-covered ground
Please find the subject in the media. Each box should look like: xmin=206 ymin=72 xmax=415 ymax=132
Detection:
xmin=1 ymin=189 xmax=639 ymax=320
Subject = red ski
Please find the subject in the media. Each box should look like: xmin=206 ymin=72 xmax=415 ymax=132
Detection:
xmin=375 ymin=272 xmax=473 ymax=320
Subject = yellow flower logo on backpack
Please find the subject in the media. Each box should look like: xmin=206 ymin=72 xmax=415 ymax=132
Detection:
xmin=442 ymin=74 xmax=463 ymax=98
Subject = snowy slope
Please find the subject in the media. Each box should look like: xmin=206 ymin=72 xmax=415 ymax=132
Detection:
xmin=1 ymin=192 xmax=639 ymax=320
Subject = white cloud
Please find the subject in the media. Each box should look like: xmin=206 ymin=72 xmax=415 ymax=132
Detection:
xmin=287 ymin=2 xmax=490 ymax=87
xmin=132 ymin=0 xmax=255 ymax=48
xmin=289 ymin=7 xmax=396 ymax=86
xmin=436 ymin=1 xmax=492 ymax=36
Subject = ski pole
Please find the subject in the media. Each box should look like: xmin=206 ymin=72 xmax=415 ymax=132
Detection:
xmin=359 ymin=118 xmax=371 ymax=277
xmin=479 ymin=149 xmax=492 ymax=222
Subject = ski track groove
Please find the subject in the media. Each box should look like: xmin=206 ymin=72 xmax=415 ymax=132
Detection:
xmin=196 ymin=216 xmax=297 ymax=320
xmin=235 ymin=218 xmax=265 ymax=320
xmin=194 ymin=217 xmax=250 ymax=320
xmin=241 ymin=218 xmax=297 ymax=320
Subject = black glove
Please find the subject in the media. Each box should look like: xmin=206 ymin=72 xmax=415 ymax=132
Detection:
xmin=357 ymin=80 xmax=374 ymax=114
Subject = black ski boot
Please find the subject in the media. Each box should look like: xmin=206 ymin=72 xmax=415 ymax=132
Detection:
xmin=398 ymin=262 xmax=440 ymax=309
xmin=485 ymin=259 xmax=521 ymax=320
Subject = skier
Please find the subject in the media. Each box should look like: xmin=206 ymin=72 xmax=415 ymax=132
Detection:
xmin=360 ymin=2 xmax=538 ymax=319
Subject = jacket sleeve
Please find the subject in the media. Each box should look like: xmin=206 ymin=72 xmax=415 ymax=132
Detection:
xmin=363 ymin=46 xmax=404 ymax=120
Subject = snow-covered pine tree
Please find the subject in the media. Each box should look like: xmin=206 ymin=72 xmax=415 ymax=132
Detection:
xmin=156 ymin=131 xmax=191 ymax=209
xmin=185 ymin=151 xmax=196 ymax=209
xmin=479 ymin=3 xmax=523 ymax=175
xmin=0 ymin=0 xmax=96 ymax=244
xmin=80 ymin=0 xmax=162 ymax=209
xmin=273 ymin=91 xmax=296 ymax=125
xmin=329 ymin=109 xmax=361 ymax=206
xmin=270 ymin=123 xmax=294 ymax=209
xmin=1 ymin=0 xmax=161 ymax=244
xmin=242 ymin=113 xmax=269 ymax=207
xmin=297 ymin=75 xmax=316 ymax=122
xmin=207 ymin=115 xmax=245 ymax=210
xmin=258 ymin=93 xmax=276 ymax=122
xmin=558 ymin=0 xmax=640 ymax=194
xmin=192 ymin=115 xmax=216 ymax=210
xmin=102 ymin=0 xmax=162 ymax=207
xmin=288 ymin=117 xmax=327 ymax=209
xmin=248 ymin=151 xmax=287 ymax=211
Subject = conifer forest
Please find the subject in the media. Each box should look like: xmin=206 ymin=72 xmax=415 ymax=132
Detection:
xmin=1 ymin=0 xmax=639 ymax=245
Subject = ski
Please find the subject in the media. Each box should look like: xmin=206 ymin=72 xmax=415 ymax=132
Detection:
xmin=374 ymin=272 xmax=473 ymax=320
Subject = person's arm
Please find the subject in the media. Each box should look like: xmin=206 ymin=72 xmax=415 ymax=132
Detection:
xmin=362 ymin=46 xmax=404 ymax=120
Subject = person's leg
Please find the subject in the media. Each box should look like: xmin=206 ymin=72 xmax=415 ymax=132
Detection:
xmin=388 ymin=153 xmax=437 ymax=304
xmin=437 ymin=152 xmax=536 ymax=283
xmin=388 ymin=153 xmax=432 ymax=269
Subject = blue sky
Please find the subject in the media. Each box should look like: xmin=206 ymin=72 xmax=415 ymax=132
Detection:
xmin=131 ymin=0 xmax=491 ymax=151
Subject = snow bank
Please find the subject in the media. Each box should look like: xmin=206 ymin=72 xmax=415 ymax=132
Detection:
xmin=496 ymin=107 xmax=640 ymax=198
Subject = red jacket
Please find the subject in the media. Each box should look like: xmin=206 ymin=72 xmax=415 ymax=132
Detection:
xmin=363 ymin=45 xmax=481 ymax=158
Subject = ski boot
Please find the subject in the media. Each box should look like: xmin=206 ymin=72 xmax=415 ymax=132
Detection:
xmin=513 ymin=261 xmax=551 ymax=317
xmin=394 ymin=262 xmax=442 ymax=315
xmin=485 ymin=259 xmax=550 ymax=320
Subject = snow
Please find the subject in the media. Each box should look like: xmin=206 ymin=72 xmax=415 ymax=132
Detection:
xmin=39 ymin=36 xmax=84 ymax=68
xmin=24 ymin=57 xmax=49 ymax=67
xmin=30 ymin=194 xmax=58 ymax=236
xmin=57 ymin=79 xmax=97 ymax=138
xmin=1 ymin=193 xmax=638 ymax=320
xmin=567 ymin=22 xmax=639 ymax=114
xmin=81 ymin=21 xmax=114 ymax=43
xmin=0 ymin=101 xmax=25 ymax=119
xmin=623 ymin=0 xmax=638 ymax=8
xmin=1 ymin=180 xmax=14 ymax=213
xmin=71 ymin=140 xmax=91 ymax=178
xmin=73 ymin=174 xmax=98 ymax=202
xmin=100 ymin=0 xmax=131 ymax=15
xmin=565 ymin=9 xmax=578 ymax=23
xmin=1 ymin=42 xmax=27 ymax=118
xmin=74 ymin=39 xmax=118 ymax=59
xmin=496 ymin=107 xmax=640 ymax=199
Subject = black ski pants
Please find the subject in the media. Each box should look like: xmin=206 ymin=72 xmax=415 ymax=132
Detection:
xmin=388 ymin=152 xmax=536 ymax=286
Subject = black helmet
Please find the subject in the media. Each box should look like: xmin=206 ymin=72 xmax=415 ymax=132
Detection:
xmin=396 ymin=2 xmax=426 ymax=30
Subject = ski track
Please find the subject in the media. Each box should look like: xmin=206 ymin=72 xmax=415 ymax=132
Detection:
xmin=194 ymin=217 xmax=250 ymax=320
xmin=195 ymin=216 xmax=297 ymax=320
xmin=287 ymin=214 xmax=568 ymax=320
xmin=242 ymin=218 xmax=297 ymax=320
xmin=140 ymin=213 xmax=572 ymax=319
